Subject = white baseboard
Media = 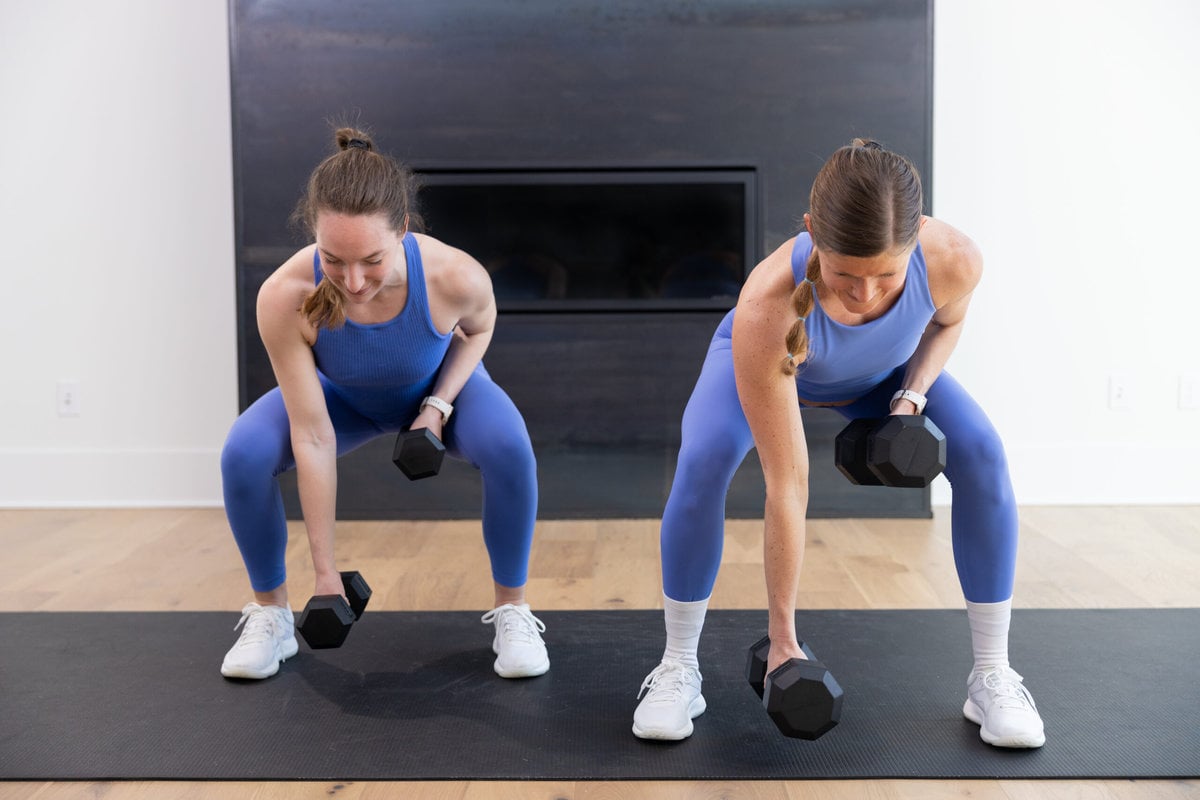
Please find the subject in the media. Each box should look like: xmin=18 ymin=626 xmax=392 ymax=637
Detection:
xmin=0 ymin=448 xmax=224 ymax=507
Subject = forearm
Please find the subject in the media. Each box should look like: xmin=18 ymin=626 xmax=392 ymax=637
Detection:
xmin=762 ymin=486 xmax=808 ymax=643
xmin=292 ymin=438 xmax=339 ymax=581
xmin=429 ymin=327 xmax=493 ymax=405
xmin=899 ymin=320 xmax=965 ymax=398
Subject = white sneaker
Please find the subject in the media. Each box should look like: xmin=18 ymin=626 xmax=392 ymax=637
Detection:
xmin=632 ymin=659 xmax=706 ymax=740
xmin=963 ymin=665 xmax=1046 ymax=748
xmin=220 ymin=602 xmax=299 ymax=680
xmin=481 ymin=603 xmax=549 ymax=678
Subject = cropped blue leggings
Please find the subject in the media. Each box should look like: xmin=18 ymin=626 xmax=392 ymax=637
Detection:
xmin=661 ymin=340 xmax=1018 ymax=604
xmin=221 ymin=365 xmax=538 ymax=593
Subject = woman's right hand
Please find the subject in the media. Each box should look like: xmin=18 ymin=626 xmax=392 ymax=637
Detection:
xmin=313 ymin=570 xmax=347 ymax=601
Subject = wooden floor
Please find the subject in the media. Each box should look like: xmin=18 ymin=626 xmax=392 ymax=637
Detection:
xmin=1 ymin=505 xmax=1198 ymax=799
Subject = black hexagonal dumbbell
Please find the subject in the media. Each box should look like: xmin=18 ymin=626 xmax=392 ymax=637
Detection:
xmin=297 ymin=571 xmax=372 ymax=650
xmin=834 ymin=414 xmax=947 ymax=488
xmin=392 ymin=428 xmax=446 ymax=480
xmin=746 ymin=635 xmax=843 ymax=740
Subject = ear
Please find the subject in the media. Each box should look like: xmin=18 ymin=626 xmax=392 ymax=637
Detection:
xmin=803 ymin=213 xmax=813 ymax=235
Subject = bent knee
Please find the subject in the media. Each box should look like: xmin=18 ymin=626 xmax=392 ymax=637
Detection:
xmin=221 ymin=432 xmax=287 ymax=483
xmin=469 ymin=426 xmax=536 ymax=473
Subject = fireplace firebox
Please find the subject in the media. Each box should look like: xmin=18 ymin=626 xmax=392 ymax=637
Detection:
xmin=417 ymin=167 xmax=759 ymax=312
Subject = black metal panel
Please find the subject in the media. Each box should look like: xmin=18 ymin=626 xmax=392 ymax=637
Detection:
xmin=229 ymin=0 xmax=934 ymax=519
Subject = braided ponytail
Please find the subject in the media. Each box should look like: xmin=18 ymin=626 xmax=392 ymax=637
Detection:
xmin=780 ymin=252 xmax=821 ymax=376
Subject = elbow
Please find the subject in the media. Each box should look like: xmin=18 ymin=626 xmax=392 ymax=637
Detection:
xmin=291 ymin=424 xmax=337 ymax=453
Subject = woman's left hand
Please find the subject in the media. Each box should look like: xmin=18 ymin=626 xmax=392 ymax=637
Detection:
xmin=410 ymin=404 xmax=445 ymax=441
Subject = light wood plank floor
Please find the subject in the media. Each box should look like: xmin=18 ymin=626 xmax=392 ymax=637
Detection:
xmin=2 ymin=505 xmax=1198 ymax=799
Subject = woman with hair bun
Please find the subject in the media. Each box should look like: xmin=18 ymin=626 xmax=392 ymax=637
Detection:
xmin=633 ymin=139 xmax=1044 ymax=749
xmin=219 ymin=127 xmax=547 ymax=682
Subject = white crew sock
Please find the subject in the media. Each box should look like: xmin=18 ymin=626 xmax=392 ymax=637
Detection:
xmin=662 ymin=595 xmax=709 ymax=669
xmin=966 ymin=598 xmax=1012 ymax=672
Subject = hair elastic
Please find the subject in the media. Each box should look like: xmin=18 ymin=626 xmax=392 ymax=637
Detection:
xmin=795 ymin=315 xmax=807 ymax=323
xmin=347 ymin=138 xmax=370 ymax=150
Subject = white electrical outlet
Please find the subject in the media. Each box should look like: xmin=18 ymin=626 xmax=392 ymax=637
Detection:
xmin=57 ymin=380 xmax=81 ymax=417
xmin=1107 ymin=375 xmax=1131 ymax=411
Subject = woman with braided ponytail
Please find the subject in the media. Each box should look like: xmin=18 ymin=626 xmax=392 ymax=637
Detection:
xmin=633 ymin=139 xmax=1045 ymax=748
xmin=218 ymin=126 xmax=548 ymax=682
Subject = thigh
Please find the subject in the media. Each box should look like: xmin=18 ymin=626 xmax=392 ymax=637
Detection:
xmin=442 ymin=364 xmax=534 ymax=467
xmin=677 ymin=342 xmax=755 ymax=466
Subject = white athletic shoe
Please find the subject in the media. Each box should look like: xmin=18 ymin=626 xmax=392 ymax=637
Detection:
xmin=220 ymin=602 xmax=299 ymax=680
xmin=632 ymin=659 xmax=706 ymax=740
xmin=481 ymin=603 xmax=549 ymax=678
xmin=963 ymin=665 xmax=1046 ymax=748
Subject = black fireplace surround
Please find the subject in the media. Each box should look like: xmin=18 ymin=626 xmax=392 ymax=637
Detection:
xmin=229 ymin=0 xmax=934 ymax=519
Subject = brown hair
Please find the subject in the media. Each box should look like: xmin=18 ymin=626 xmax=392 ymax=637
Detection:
xmin=293 ymin=127 xmax=422 ymax=329
xmin=781 ymin=138 xmax=923 ymax=375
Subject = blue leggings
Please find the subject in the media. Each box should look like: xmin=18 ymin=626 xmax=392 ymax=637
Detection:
xmin=661 ymin=340 xmax=1018 ymax=604
xmin=221 ymin=365 xmax=538 ymax=593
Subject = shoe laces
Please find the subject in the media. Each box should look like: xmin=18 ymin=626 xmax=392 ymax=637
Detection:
xmin=975 ymin=665 xmax=1038 ymax=711
xmin=481 ymin=603 xmax=546 ymax=646
xmin=637 ymin=659 xmax=700 ymax=703
xmin=232 ymin=603 xmax=284 ymax=648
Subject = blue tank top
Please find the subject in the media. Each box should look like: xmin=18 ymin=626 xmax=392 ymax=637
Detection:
xmin=789 ymin=232 xmax=935 ymax=401
xmin=712 ymin=232 xmax=935 ymax=403
xmin=310 ymin=233 xmax=453 ymax=423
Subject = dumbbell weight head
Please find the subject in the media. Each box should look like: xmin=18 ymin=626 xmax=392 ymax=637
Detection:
xmin=745 ymin=635 xmax=816 ymax=698
xmin=297 ymin=570 xmax=373 ymax=649
xmin=297 ymin=597 xmax=356 ymax=649
xmin=763 ymin=657 xmax=844 ymax=740
xmin=867 ymin=415 xmax=946 ymax=488
xmin=340 ymin=570 xmax=372 ymax=619
xmin=392 ymin=428 xmax=445 ymax=480
xmin=834 ymin=418 xmax=886 ymax=486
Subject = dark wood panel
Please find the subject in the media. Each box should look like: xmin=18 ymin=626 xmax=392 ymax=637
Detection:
xmin=231 ymin=0 xmax=934 ymax=518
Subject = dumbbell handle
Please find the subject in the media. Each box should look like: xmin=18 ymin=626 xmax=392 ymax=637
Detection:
xmin=747 ymin=634 xmax=817 ymax=698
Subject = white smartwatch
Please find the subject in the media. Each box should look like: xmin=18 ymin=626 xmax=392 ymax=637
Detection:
xmin=890 ymin=389 xmax=928 ymax=414
xmin=420 ymin=395 xmax=454 ymax=424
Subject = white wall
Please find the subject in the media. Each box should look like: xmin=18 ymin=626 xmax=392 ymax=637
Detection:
xmin=931 ymin=0 xmax=1200 ymax=504
xmin=0 ymin=1 xmax=237 ymax=506
xmin=0 ymin=1 xmax=1195 ymax=507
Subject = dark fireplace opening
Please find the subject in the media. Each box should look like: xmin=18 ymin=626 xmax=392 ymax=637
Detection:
xmin=417 ymin=167 xmax=759 ymax=312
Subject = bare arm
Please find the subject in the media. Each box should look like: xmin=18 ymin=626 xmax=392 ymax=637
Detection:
xmin=731 ymin=238 xmax=811 ymax=671
xmin=409 ymin=234 xmax=497 ymax=437
xmin=892 ymin=218 xmax=983 ymax=413
xmin=257 ymin=250 xmax=343 ymax=598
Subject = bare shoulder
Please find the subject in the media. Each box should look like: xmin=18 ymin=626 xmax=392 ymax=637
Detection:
xmin=739 ymin=236 xmax=799 ymax=309
xmin=917 ymin=217 xmax=982 ymax=308
xmin=257 ymin=245 xmax=319 ymax=343
xmin=733 ymin=236 xmax=799 ymax=355
xmin=411 ymin=232 xmax=492 ymax=306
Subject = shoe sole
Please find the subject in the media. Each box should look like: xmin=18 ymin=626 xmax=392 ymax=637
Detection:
xmin=220 ymin=637 xmax=300 ymax=680
xmin=494 ymin=658 xmax=550 ymax=679
xmin=962 ymin=698 xmax=1046 ymax=748
xmin=632 ymin=694 xmax=707 ymax=741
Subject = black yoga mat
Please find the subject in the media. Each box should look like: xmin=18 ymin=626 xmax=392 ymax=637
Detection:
xmin=1 ymin=609 xmax=1196 ymax=780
